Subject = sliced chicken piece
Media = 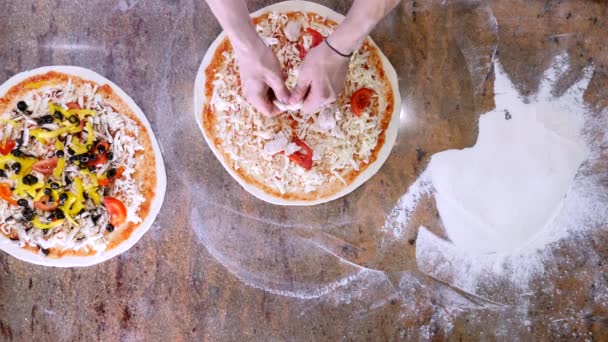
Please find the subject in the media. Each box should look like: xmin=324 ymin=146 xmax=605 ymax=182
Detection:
xmin=314 ymin=106 xmax=338 ymax=132
xmin=264 ymin=131 xmax=289 ymax=155
xmin=283 ymin=21 xmax=302 ymax=42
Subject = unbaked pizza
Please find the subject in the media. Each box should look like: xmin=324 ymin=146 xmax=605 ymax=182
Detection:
xmin=199 ymin=9 xmax=399 ymax=205
xmin=0 ymin=68 xmax=163 ymax=263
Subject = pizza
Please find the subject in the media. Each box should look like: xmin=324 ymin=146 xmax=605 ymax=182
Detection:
xmin=198 ymin=7 xmax=399 ymax=205
xmin=0 ymin=67 xmax=165 ymax=265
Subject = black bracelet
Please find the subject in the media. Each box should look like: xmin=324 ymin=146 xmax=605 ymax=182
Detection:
xmin=325 ymin=39 xmax=353 ymax=58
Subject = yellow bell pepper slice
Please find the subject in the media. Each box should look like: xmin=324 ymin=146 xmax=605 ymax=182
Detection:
xmin=61 ymin=192 xmax=76 ymax=210
xmin=86 ymin=186 xmax=101 ymax=206
xmin=0 ymin=118 xmax=19 ymax=127
xmin=85 ymin=122 xmax=95 ymax=147
xmin=64 ymin=212 xmax=79 ymax=227
xmin=68 ymin=109 xmax=96 ymax=118
xmin=32 ymin=217 xmax=65 ymax=230
xmin=81 ymin=169 xmax=98 ymax=186
xmin=70 ymin=136 xmax=88 ymax=154
xmin=0 ymin=155 xmax=35 ymax=176
xmin=30 ymin=125 xmax=82 ymax=141
xmin=48 ymin=103 xmax=69 ymax=117
xmin=33 ymin=187 xmax=48 ymax=201
xmin=25 ymin=81 xmax=52 ymax=89
xmin=68 ymin=177 xmax=85 ymax=216
xmin=15 ymin=181 xmax=44 ymax=198
xmin=6 ymin=156 xmax=37 ymax=197
xmin=53 ymin=140 xmax=65 ymax=179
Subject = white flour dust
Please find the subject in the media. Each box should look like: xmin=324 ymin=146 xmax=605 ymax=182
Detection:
xmin=384 ymin=53 xmax=607 ymax=290
xmin=381 ymin=173 xmax=432 ymax=238
xmin=428 ymin=58 xmax=589 ymax=255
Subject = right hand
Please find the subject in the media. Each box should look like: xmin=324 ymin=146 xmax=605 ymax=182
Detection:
xmin=234 ymin=40 xmax=291 ymax=117
xmin=288 ymin=41 xmax=350 ymax=115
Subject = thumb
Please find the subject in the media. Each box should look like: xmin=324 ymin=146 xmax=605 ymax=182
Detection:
xmin=289 ymin=78 xmax=310 ymax=105
xmin=268 ymin=77 xmax=291 ymax=104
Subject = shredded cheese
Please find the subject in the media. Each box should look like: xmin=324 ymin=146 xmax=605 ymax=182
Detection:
xmin=209 ymin=11 xmax=391 ymax=195
xmin=0 ymin=78 xmax=144 ymax=253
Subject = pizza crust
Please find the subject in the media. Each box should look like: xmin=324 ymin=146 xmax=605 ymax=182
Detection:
xmin=194 ymin=1 xmax=401 ymax=206
xmin=0 ymin=66 xmax=167 ymax=267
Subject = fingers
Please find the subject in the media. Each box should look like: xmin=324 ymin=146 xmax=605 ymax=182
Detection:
xmin=267 ymin=76 xmax=291 ymax=105
xmin=301 ymin=82 xmax=337 ymax=115
xmin=243 ymin=83 xmax=277 ymax=117
xmin=289 ymin=77 xmax=310 ymax=106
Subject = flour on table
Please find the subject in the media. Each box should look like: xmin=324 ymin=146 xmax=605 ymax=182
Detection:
xmin=427 ymin=59 xmax=588 ymax=255
xmin=384 ymin=53 xmax=607 ymax=293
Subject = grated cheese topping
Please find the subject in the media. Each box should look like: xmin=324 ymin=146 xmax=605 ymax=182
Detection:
xmin=0 ymin=78 xmax=145 ymax=255
xmin=209 ymin=11 xmax=391 ymax=195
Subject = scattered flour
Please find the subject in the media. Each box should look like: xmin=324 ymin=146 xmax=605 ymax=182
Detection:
xmin=428 ymin=57 xmax=589 ymax=255
xmin=384 ymin=53 xmax=607 ymax=293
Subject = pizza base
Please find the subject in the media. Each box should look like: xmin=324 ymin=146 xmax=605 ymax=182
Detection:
xmin=194 ymin=1 xmax=401 ymax=206
xmin=0 ymin=66 xmax=167 ymax=267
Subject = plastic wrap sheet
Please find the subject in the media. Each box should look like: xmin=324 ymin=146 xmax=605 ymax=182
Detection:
xmin=0 ymin=0 xmax=607 ymax=339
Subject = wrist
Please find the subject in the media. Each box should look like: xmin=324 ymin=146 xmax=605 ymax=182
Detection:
xmin=326 ymin=27 xmax=366 ymax=56
xmin=227 ymin=24 xmax=264 ymax=55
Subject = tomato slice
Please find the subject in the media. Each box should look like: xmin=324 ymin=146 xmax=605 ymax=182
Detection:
xmin=0 ymin=183 xmax=18 ymax=205
xmin=350 ymin=88 xmax=375 ymax=117
xmin=32 ymin=157 xmax=58 ymax=175
xmin=97 ymin=178 xmax=110 ymax=186
xmin=87 ymin=153 xmax=108 ymax=167
xmin=98 ymin=166 xmax=125 ymax=186
xmin=306 ymin=28 xmax=324 ymax=48
xmin=287 ymin=137 xmax=313 ymax=170
xmin=95 ymin=141 xmax=110 ymax=154
xmin=297 ymin=44 xmax=307 ymax=59
xmin=0 ymin=138 xmax=16 ymax=155
xmin=87 ymin=141 xmax=110 ymax=168
xmin=114 ymin=166 xmax=125 ymax=179
xmin=66 ymin=102 xmax=80 ymax=110
xmin=103 ymin=196 xmax=127 ymax=226
xmin=34 ymin=195 xmax=58 ymax=211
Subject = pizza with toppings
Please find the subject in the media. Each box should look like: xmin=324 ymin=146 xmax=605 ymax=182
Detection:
xmin=0 ymin=67 xmax=166 ymax=266
xmin=196 ymin=4 xmax=400 ymax=205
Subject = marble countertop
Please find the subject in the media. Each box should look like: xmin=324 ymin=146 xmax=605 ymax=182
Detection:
xmin=1 ymin=0 xmax=607 ymax=340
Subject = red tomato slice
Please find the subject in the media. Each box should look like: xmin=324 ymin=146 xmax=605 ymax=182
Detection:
xmin=0 ymin=138 xmax=16 ymax=155
xmin=297 ymin=44 xmax=307 ymax=59
xmin=96 ymin=141 xmax=110 ymax=153
xmin=0 ymin=183 xmax=18 ymax=205
xmin=114 ymin=166 xmax=125 ymax=179
xmin=98 ymin=178 xmax=110 ymax=186
xmin=306 ymin=28 xmax=324 ymax=48
xmin=87 ymin=141 xmax=111 ymax=168
xmin=98 ymin=166 xmax=125 ymax=186
xmin=350 ymin=88 xmax=375 ymax=117
xmin=287 ymin=137 xmax=313 ymax=170
xmin=87 ymin=153 xmax=108 ymax=168
xmin=32 ymin=157 xmax=58 ymax=175
xmin=34 ymin=195 xmax=58 ymax=211
xmin=66 ymin=102 xmax=80 ymax=110
xmin=103 ymin=196 xmax=127 ymax=226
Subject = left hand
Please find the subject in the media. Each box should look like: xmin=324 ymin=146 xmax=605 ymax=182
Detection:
xmin=234 ymin=39 xmax=291 ymax=117
xmin=289 ymin=41 xmax=350 ymax=114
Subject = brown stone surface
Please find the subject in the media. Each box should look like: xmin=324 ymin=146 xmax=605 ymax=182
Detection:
xmin=0 ymin=0 xmax=607 ymax=340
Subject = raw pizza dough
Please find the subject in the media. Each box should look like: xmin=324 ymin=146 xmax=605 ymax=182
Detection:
xmin=0 ymin=66 xmax=166 ymax=267
xmin=194 ymin=1 xmax=401 ymax=206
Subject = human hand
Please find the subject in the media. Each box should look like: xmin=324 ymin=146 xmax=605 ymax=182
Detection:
xmin=234 ymin=40 xmax=291 ymax=116
xmin=289 ymin=41 xmax=350 ymax=114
